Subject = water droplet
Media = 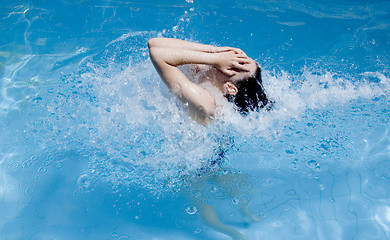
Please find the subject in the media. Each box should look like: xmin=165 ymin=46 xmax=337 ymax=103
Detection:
xmin=25 ymin=187 xmax=35 ymax=195
xmin=9 ymin=162 xmax=19 ymax=170
xmin=37 ymin=167 xmax=47 ymax=174
xmin=285 ymin=189 xmax=296 ymax=195
xmin=307 ymin=160 xmax=317 ymax=167
xmin=230 ymin=195 xmax=251 ymax=209
xmin=22 ymin=159 xmax=33 ymax=168
xmin=290 ymin=161 xmax=297 ymax=169
xmin=185 ymin=205 xmax=197 ymax=215
xmin=194 ymin=228 xmax=202 ymax=234
xmin=44 ymin=159 xmax=52 ymax=166
xmin=76 ymin=174 xmax=92 ymax=190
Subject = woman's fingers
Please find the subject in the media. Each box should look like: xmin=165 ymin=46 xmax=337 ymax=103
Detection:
xmin=237 ymin=58 xmax=251 ymax=65
xmin=217 ymin=46 xmax=247 ymax=55
xmin=233 ymin=62 xmax=250 ymax=72
xmin=223 ymin=69 xmax=236 ymax=77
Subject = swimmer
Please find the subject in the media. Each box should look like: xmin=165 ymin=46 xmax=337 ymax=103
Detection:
xmin=147 ymin=37 xmax=269 ymax=124
xmin=148 ymin=38 xmax=265 ymax=240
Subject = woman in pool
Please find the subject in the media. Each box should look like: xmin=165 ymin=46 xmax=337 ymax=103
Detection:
xmin=147 ymin=37 xmax=269 ymax=124
xmin=148 ymin=38 xmax=266 ymax=240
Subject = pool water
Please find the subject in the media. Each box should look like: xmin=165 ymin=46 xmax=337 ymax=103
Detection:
xmin=1 ymin=0 xmax=389 ymax=239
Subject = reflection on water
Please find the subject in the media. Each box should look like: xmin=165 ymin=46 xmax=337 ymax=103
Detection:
xmin=186 ymin=169 xmax=259 ymax=240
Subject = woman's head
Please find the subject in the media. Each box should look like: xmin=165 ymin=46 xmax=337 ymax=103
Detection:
xmin=225 ymin=62 xmax=270 ymax=114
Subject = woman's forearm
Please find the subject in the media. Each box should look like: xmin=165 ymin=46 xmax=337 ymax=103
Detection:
xmin=147 ymin=38 xmax=217 ymax=52
xmin=149 ymin=46 xmax=217 ymax=67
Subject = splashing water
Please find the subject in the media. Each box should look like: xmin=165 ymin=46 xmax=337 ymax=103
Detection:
xmin=1 ymin=0 xmax=389 ymax=239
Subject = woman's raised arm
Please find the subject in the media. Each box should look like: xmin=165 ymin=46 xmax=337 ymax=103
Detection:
xmin=148 ymin=38 xmax=250 ymax=120
xmin=148 ymin=38 xmax=217 ymax=52
xmin=148 ymin=38 xmax=246 ymax=54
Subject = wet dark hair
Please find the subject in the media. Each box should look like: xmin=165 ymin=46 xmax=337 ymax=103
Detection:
xmin=226 ymin=64 xmax=270 ymax=114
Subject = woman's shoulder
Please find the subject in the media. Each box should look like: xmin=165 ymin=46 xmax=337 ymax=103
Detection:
xmin=179 ymin=64 xmax=212 ymax=84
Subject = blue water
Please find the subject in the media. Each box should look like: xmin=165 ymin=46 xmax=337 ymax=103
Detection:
xmin=1 ymin=0 xmax=389 ymax=239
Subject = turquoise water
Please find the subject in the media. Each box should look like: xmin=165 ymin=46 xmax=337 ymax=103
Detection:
xmin=1 ymin=0 xmax=390 ymax=239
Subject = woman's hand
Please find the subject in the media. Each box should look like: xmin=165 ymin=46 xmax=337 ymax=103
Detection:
xmin=213 ymin=46 xmax=246 ymax=55
xmin=213 ymin=50 xmax=251 ymax=77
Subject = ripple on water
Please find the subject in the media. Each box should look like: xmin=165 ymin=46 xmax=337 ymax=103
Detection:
xmin=175 ymin=216 xmax=190 ymax=228
xmin=209 ymin=185 xmax=231 ymax=199
xmin=75 ymin=173 xmax=93 ymax=191
xmin=0 ymin=76 xmax=40 ymax=111
xmin=235 ymin=178 xmax=253 ymax=192
xmin=24 ymin=187 xmax=35 ymax=195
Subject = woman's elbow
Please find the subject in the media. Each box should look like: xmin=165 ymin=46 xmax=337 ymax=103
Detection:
xmin=147 ymin=38 xmax=159 ymax=49
xmin=148 ymin=45 xmax=162 ymax=62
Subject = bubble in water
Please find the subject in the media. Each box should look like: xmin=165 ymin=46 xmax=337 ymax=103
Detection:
xmin=194 ymin=228 xmax=202 ymax=234
xmin=22 ymin=159 xmax=33 ymax=168
xmin=285 ymin=189 xmax=296 ymax=195
xmin=307 ymin=160 xmax=317 ymax=167
xmin=43 ymin=159 xmax=52 ymax=166
xmin=230 ymin=194 xmax=251 ymax=209
xmin=9 ymin=162 xmax=19 ymax=170
xmin=185 ymin=205 xmax=197 ymax=215
xmin=24 ymin=187 xmax=36 ymax=195
xmin=290 ymin=159 xmax=298 ymax=170
xmin=76 ymin=174 xmax=92 ymax=191
xmin=37 ymin=167 xmax=47 ymax=174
